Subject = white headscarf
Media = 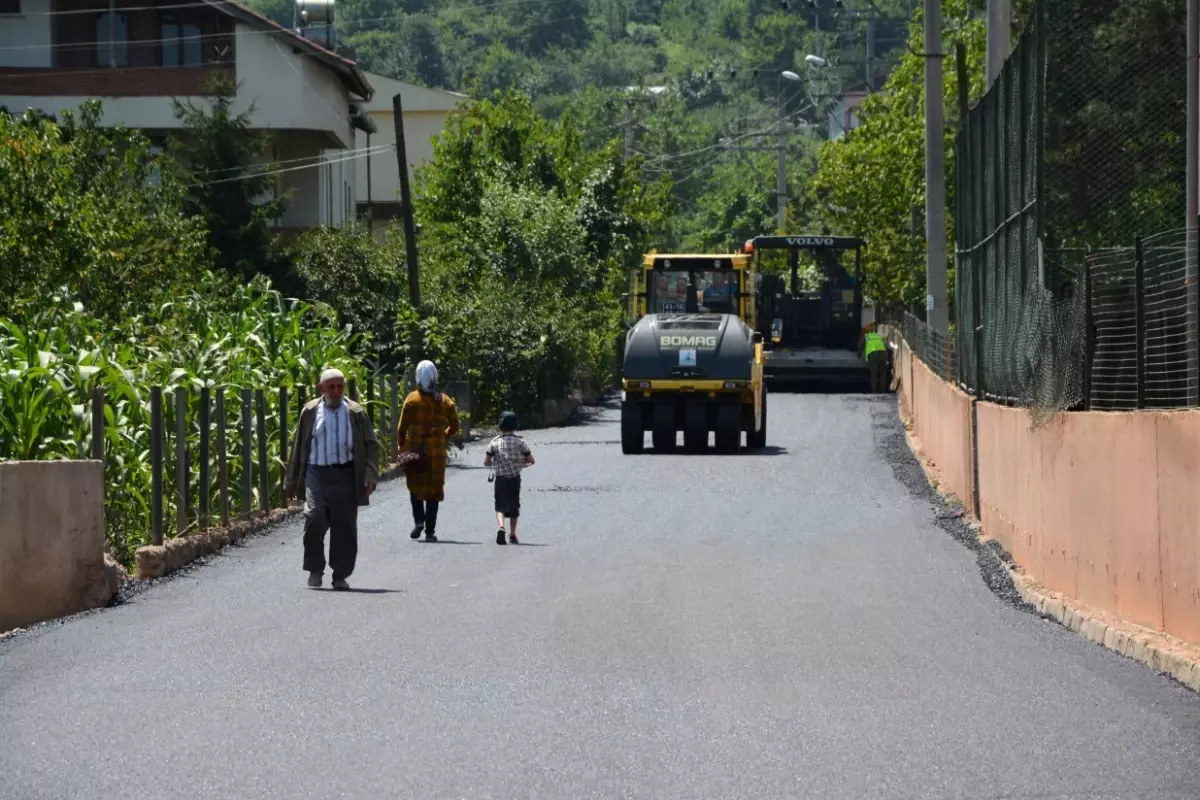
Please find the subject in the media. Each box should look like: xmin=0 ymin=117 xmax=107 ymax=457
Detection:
xmin=415 ymin=360 xmax=438 ymax=392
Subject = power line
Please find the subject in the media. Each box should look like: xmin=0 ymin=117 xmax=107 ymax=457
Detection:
xmin=0 ymin=0 xmax=576 ymax=52
xmin=188 ymin=143 xmax=394 ymax=178
xmin=187 ymin=145 xmax=385 ymax=188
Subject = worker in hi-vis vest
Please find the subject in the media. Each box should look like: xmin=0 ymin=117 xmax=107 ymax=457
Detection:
xmin=863 ymin=329 xmax=889 ymax=392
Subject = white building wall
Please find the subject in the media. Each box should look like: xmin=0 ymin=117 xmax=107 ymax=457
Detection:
xmin=356 ymin=109 xmax=453 ymax=205
xmin=235 ymin=26 xmax=352 ymax=148
xmin=0 ymin=23 xmax=352 ymax=147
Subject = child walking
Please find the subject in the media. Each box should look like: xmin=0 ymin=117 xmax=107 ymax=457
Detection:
xmin=484 ymin=411 xmax=534 ymax=545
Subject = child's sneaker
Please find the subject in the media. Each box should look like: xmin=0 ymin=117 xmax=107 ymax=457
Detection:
xmin=496 ymin=528 xmax=507 ymax=545
xmin=509 ymin=531 xmax=519 ymax=544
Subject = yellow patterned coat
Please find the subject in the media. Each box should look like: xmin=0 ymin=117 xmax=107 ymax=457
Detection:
xmin=396 ymin=389 xmax=461 ymax=501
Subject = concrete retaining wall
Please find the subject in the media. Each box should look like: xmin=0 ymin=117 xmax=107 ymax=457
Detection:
xmin=976 ymin=405 xmax=1200 ymax=646
xmin=910 ymin=356 xmax=975 ymax=511
xmin=0 ymin=461 xmax=112 ymax=632
xmin=898 ymin=344 xmax=1200 ymax=649
xmin=897 ymin=337 xmax=914 ymax=424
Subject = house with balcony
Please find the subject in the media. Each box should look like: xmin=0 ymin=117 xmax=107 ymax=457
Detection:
xmin=0 ymin=0 xmax=376 ymax=233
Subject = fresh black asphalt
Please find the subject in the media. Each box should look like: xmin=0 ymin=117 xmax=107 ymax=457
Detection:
xmin=2 ymin=395 xmax=1199 ymax=800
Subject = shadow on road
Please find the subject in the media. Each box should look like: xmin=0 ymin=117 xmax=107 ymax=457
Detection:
xmin=421 ymin=539 xmax=481 ymax=546
xmin=310 ymin=588 xmax=405 ymax=594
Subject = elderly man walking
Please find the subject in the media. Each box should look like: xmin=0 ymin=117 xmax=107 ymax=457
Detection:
xmin=285 ymin=368 xmax=380 ymax=590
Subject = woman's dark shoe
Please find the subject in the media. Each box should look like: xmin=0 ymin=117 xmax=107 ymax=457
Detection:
xmin=410 ymin=525 xmax=424 ymax=540
xmin=496 ymin=528 xmax=507 ymax=545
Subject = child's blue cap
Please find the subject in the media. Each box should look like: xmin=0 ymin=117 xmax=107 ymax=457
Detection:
xmin=499 ymin=411 xmax=519 ymax=431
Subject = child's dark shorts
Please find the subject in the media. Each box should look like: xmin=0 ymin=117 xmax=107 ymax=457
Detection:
xmin=494 ymin=475 xmax=521 ymax=518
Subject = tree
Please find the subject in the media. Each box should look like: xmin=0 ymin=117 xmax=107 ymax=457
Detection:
xmin=169 ymin=73 xmax=292 ymax=289
xmin=0 ymin=100 xmax=210 ymax=323
xmin=808 ymin=0 xmax=987 ymax=311
xmin=291 ymin=226 xmax=409 ymax=362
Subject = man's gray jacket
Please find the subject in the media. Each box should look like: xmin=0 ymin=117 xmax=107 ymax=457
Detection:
xmin=285 ymin=397 xmax=381 ymax=507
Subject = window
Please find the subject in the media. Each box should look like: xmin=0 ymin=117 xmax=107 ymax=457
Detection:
xmin=0 ymin=0 xmax=20 ymax=15
xmin=160 ymin=14 xmax=203 ymax=67
xmin=95 ymin=11 xmax=129 ymax=67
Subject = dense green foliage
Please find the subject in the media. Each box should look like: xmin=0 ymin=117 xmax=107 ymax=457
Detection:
xmin=170 ymin=74 xmax=294 ymax=290
xmin=407 ymin=91 xmax=671 ymax=418
xmin=810 ymin=0 xmax=986 ymax=311
xmin=0 ymin=102 xmax=210 ymax=323
xmin=245 ymin=0 xmax=921 ymax=249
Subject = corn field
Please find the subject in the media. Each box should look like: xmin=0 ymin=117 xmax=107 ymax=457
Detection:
xmin=0 ymin=282 xmax=365 ymax=565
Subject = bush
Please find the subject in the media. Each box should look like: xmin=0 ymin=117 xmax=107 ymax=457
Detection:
xmin=291 ymin=225 xmax=409 ymax=364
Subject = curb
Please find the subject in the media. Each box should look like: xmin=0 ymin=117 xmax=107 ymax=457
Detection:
xmin=132 ymin=461 xmax=411 ymax=581
xmin=900 ymin=420 xmax=1200 ymax=695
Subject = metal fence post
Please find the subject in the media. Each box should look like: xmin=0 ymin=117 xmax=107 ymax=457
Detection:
xmin=150 ymin=387 xmax=164 ymax=546
xmin=1135 ymin=236 xmax=1146 ymax=408
xmin=1083 ymin=259 xmax=1094 ymax=410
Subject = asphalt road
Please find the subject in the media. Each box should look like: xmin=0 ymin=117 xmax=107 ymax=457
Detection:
xmin=2 ymin=395 xmax=1199 ymax=800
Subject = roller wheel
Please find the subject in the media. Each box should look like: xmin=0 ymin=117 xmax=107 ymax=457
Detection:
xmin=620 ymin=403 xmax=644 ymax=454
xmin=652 ymin=404 xmax=676 ymax=452
xmin=714 ymin=404 xmax=740 ymax=454
xmin=683 ymin=403 xmax=708 ymax=452
xmin=747 ymin=388 xmax=768 ymax=450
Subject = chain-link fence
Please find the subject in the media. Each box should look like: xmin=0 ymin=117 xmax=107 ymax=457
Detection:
xmin=951 ymin=0 xmax=1190 ymax=423
xmin=902 ymin=312 xmax=954 ymax=383
xmin=1085 ymin=229 xmax=1200 ymax=410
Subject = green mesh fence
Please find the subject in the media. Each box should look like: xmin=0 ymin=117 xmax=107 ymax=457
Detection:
xmin=951 ymin=0 xmax=1190 ymax=422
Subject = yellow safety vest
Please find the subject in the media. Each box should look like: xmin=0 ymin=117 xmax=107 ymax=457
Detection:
xmin=864 ymin=332 xmax=887 ymax=357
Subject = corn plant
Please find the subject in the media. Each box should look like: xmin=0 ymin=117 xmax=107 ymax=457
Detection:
xmin=0 ymin=283 xmax=364 ymax=565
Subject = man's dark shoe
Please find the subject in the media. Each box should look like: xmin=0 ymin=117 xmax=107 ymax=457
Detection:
xmin=424 ymin=532 xmax=438 ymax=543
xmin=332 ymin=578 xmax=350 ymax=591
xmin=307 ymin=572 xmax=322 ymax=588
xmin=410 ymin=525 xmax=423 ymax=540
xmin=496 ymin=528 xmax=507 ymax=545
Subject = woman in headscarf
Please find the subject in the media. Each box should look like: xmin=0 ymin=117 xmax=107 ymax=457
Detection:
xmin=396 ymin=359 xmax=461 ymax=542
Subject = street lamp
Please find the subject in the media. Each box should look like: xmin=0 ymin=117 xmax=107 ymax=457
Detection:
xmin=775 ymin=60 xmax=822 ymax=232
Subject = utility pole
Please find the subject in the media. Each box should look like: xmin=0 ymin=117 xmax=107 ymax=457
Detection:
xmin=624 ymin=101 xmax=635 ymax=161
xmin=1187 ymin=0 xmax=1199 ymax=404
xmin=986 ymin=0 xmax=1010 ymax=88
xmin=777 ymin=77 xmax=788 ymax=233
xmin=866 ymin=5 xmax=876 ymax=92
xmin=924 ymin=0 xmax=948 ymax=333
xmin=619 ymin=95 xmax=655 ymax=163
xmin=392 ymin=94 xmax=420 ymax=312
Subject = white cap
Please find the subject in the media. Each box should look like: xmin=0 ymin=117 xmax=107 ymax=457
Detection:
xmin=319 ymin=367 xmax=345 ymax=384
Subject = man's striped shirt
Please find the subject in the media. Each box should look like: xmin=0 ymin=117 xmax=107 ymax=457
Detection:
xmin=309 ymin=401 xmax=354 ymax=466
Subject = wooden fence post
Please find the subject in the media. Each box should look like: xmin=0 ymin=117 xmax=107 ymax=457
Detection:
xmin=216 ymin=388 xmax=229 ymax=526
xmin=279 ymin=386 xmax=289 ymax=506
xmin=199 ymin=387 xmax=211 ymax=529
xmin=241 ymin=389 xmax=253 ymax=516
xmin=150 ymin=387 xmax=164 ymax=546
xmin=256 ymin=389 xmax=269 ymax=511
xmin=90 ymin=387 xmax=105 ymax=461
xmin=174 ymin=387 xmax=188 ymax=536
